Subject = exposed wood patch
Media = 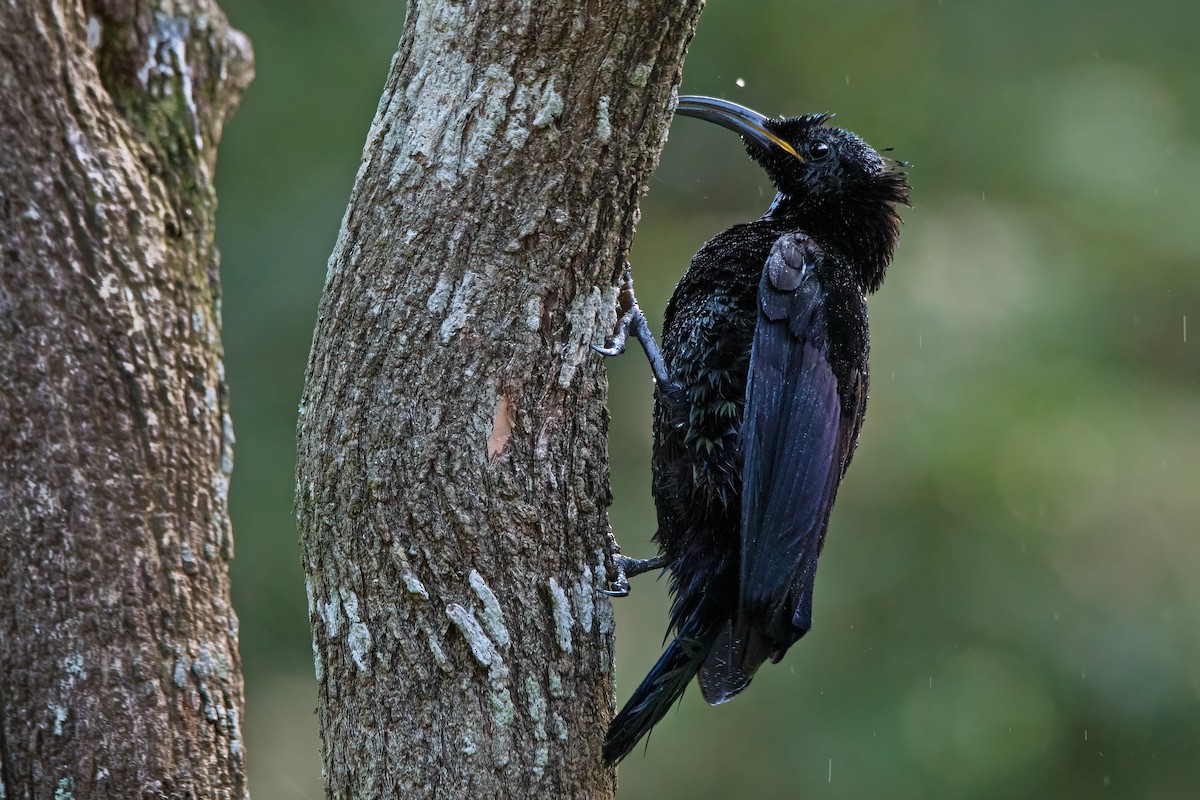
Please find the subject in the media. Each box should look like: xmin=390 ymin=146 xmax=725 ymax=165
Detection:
xmin=487 ymin=392 xmax=515 ymax=462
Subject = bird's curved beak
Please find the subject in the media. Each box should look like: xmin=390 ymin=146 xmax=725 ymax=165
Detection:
xmin=675 ymin=96 xmax=803 ymax=161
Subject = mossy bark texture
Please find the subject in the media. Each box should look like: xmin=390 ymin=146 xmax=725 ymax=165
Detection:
xmin=0 ymin=1 xmax=252 ymax=798
xmin=296 ymin=1 xmax=705 ymax=797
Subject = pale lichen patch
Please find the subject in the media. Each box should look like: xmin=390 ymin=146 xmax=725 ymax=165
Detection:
xmin=524 ymin=676 xmax=550 ymax=779
xmin=50 ymin=703 xmax=68 ymax=735
xmin=505 ymin=127 xmax=531 ymax=150
xmin=546 ymin=578 xmax=574 ymax=653
xmin=402 ymin=572 xmax=429 ymax=600
xmin=220 ymin=412 xmax=235 ymax=476
xmin=426 ymin=273 xmax=453 ymax=314
xmin=454 ymin=64 xmax=517 ymax=174
xmin=339 ymin=589 xmax=373 ymax=671
xmin=558 ymin=286 xmax=605 ymax=387
xmin=347 ymin=622 xmax=373 ymax=672
xmin=135 ymin=13 xmax=204 ymax=152
xmin=469 ymin=569 xmax=510 ymax=647
xmin=446 ymin=603 xmax=498 ymax=668
xmin=491 ymin=684 xmax=515 ymax=729
xmin=596 ymin=96 xmax=613 ymax=143
xmin=521 ymin=679 xmax=546 ymax=731
xmin=594 ymin=550 xmax=616 ymax=636
xmin=191 ymin=643 xmax=234 ymax=724
xmin=341 ymin=589 xmax=361 ymax=623
xmin=192 ymin=643 xmax=231 ymax=681
xmin=524 ymin=296 xmax=543 ymax=331
xmin=312 ymin=639 xmax=324 ymax=682
xmin=572 ymin=566 xmax=595 ymax=634
xmin=228 ymin=704 xmax=244 ymax=759
xmin=547 ymin=668 xmax=565 ymax=699
xmin=426 ymin=628 xmax=449 ymax=669
xmin=62 ymin=653 xmax=84 ymax=679
xmin=629 ymin=63 xmax=653 ymax=87
xmin=304 ymin=575 xmax=316 ymax=616
xmin=97 ymin=273 xmax=119 ymax=300
xmin=322 ymin=595 xmax=342 ymax=639
xmin=531 ymin=80 xmax=564 ymax=128
xmin=439 ymin=272 xmax=478 ymax=342
xmin=551 ymin=711 xmax=568 ymax=741
xmin=85 ymin=16 xmax=102 ymax=50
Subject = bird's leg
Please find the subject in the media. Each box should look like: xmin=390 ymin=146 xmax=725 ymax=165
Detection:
xmin=593 ymin=265 xmax=681 ymax=397
xmin=595 ymin=265 xmax=676 ymax=596
xmin=601 ymin=552 xmax=669 ymax=598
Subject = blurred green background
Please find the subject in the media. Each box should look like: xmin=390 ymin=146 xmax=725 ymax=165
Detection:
xmin=215 ymin=1 xmax=1200 ymax=797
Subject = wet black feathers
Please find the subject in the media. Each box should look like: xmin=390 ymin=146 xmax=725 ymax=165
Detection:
xmin=604 ymin=108 xmax=908 ymax=764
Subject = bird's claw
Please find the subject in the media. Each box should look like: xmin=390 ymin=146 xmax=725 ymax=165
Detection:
xmin=602 ymin=554 xmax=667 ymax=598
xmin=601 ymin=577 xmax=631 ymax=598
xmin=594 ymin=267 xmax=677 ymax=395
xmin=595 ymin=264 xmax=641 ymax=354
xmin=591 ymin=311 xmax=634 ymax=358
xmin=591 ymin=342 xmax=624 ymax=358
xmin=595 ymin=300 xmax=639 ymax=359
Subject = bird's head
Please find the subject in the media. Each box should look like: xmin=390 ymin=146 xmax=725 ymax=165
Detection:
xmin=675 ymin=95 xmax=910 ymax=289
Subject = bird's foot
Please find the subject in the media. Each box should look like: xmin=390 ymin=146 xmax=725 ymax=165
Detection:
xmin=592 ymin=265 xmax=640 ymax=358
xmin=590 ymin=305 xmax=637 ymax=358
xmin=593 ymin=264 xmax=682 ymax=398
xmin=601 ymin=554 xmax=668 ymax=598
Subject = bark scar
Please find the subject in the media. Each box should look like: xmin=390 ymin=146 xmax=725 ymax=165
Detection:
xmin=487 ymin=392 xmax=514 ymax=462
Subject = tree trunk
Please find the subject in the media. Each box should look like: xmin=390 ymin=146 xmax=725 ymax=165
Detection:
xmin=296 ymin=0 xmax=704 ymax=796
xmin=0 ymin=2 xmax=252 ymax=798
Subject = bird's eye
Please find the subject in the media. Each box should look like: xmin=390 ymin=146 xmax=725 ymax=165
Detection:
xmin=808 ymin=141 xmax=831 ymax=161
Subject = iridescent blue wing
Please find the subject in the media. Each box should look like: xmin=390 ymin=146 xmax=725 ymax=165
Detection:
xmin=700 ymin=232 xmax=856 ymax=704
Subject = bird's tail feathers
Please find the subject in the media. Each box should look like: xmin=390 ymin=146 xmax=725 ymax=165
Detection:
xmin=603 ymin=613 xmax=724 ymax=764
xmin=699 ymin=572 xmax=816 ymax=704
xmin=697 ymin=616 xmax=776 ymax=705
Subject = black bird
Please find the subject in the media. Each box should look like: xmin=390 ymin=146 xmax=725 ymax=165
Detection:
xmin=597 ymin=96 xmax=910 ymax=764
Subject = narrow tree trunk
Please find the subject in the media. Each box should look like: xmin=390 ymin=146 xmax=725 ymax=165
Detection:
xmin=296 ymin=0 xmax=704 ymax=796
xmin=0 ymin=2 xmax=252 ymax=797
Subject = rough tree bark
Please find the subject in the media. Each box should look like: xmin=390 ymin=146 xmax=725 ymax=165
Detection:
xmin=0 ymin=2 xmax=252 ymax=798
xmin=296 ymin=0 xmax=705 ymax=796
